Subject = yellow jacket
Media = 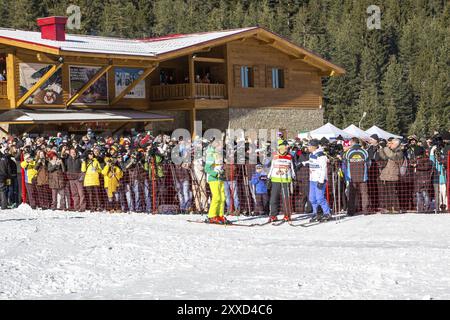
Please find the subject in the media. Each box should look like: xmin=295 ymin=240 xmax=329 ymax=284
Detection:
xmin=20 ymin=160 xmax=37 ymax=184
xmin=81 ymin=159 xmax=101 ymax=187
xmin=101 ymin=164 xmax=123 ymax=198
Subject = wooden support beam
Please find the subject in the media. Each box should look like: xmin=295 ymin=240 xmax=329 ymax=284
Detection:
xmin=319 ymin=70 xmax=335 ymax=77
xmin=0 ymin=125 xmax=9 ymax=135
xmin=112 ymin=122 xmax=129 ymax=135
xmin=111 ymin=64 xmax=158 ymax=105
xmin=195 ymin=47 xmax=212 ymax=53
xmin=190 ymin=108 xmax=197 ymax=137
xmin=188 ymin=55 xmax=195 ymax=98
xmin=6 ymin=53 xmax=18 ymax=108
xmin=302 ymin=56 xmax=328 ymax=72
xmin=289 ymin=54 xmax=306 ymax=61
xmin=36 ymin=53 xmax=59 ymax=64
xmin=66 ymin=64 xmax=113 ymax=107
xmin=22 ymin=124 xmax=37 ymax=135
xmin=192 ymin=57 xmax=225 ymax=64
xmin=17 ymin=63 xmax=63 ymax=107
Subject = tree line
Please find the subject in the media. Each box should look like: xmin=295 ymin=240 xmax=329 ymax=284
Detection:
xmin=0 ymin=0 xmax=448 ymax=136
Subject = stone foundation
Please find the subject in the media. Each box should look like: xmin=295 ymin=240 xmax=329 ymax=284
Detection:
xmin=228 ymin=107 xmax=323 ymax=138
xmin=149 ymin=107 xmax=323 ymax=138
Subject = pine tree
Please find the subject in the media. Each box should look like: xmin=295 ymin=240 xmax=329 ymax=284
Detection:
xmin=0 ymin=0 xmax=10 ymax=28
xmin=357 ymin=83 xmax=385 ymax=130
xmin=381 ymin=56 xmax=414 ymax=134
xmin=9 ymin=0 xmax=40 ymax=30
xmin=228 ymin=0 xmax=245 ymax=28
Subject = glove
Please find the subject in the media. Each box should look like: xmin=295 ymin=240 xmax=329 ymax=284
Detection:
xmin=317 ymin=182 xmax=325 ymax=189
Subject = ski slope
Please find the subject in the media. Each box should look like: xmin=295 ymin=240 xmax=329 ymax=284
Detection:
xmin=1 ymin=205 xmax=449 ymax=300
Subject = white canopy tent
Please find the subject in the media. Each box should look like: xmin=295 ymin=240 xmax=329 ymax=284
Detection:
xmin=343 ymin=124 xmax=371 ymax=140
xmin=365 ymin=125 xmax=402 ymax=140
xmin=308 ymin=122 xmax=352 ymax=140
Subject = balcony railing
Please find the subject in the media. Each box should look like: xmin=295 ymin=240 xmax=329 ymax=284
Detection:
xmin=150 ymin=83 xmax=226 ymax=101
xmin=0 ymin=81 xmax=7 ymax=98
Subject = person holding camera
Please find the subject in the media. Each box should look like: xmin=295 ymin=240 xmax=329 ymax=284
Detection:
xmin=81 ymin=150 xmax=102 ymax=212
xmin=144 ymin=143 xmax=165 ymax=213
xmin=20 ymin=153 xmax=38 ymax=209
xmin=123 ymin=150 xmax=146 ymax=213
xmin=65 ymin=148 xmax=86 ymax=212
xmin=47 ymin=151 xmax=66 ymax=211
xmin=35 ymin=150 xmax=50 ymax=210
xmin=267 ymin=139 xmax=296 ymax=222
xmin=378 ymin=138 xmax=403 ymax=213
xmin=0 ymin=149 xmax=12 ymax=210
xmin=102 ymin=155 xmax=123 ymax=213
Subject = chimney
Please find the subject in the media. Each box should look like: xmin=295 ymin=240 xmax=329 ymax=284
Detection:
xmin=37 ymin=16 xmax=68 ymax=41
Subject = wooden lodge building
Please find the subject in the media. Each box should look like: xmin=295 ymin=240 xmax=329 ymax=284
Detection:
xmin=0 ymin=16 xmax=345 ymax=137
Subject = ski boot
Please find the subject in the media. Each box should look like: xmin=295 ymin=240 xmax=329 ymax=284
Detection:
xmin=319 ymin=214 xmax=331 ymax=222
xmin=309 ymin=214 xmax=320 ymax=223
xmin=217 ymin=216 xmax=232 ymax=225
xmin=268 ymin=215 xmax=278 ymax=223
xmin=205 ymin=217 xmax=218 ymax=224
xmin=283 ymin=215 xmax=291 ymax=222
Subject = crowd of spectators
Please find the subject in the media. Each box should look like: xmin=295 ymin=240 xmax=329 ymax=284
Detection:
xmin=0 ymin=128 xmax=448 ymax=215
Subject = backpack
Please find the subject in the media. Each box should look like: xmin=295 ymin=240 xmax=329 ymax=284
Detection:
xmin=399 ymin=158 xmax=408 ymax=177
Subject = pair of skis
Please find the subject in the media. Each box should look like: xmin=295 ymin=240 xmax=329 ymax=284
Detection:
xmin=288 ymin=213 xmax=348 ymax=227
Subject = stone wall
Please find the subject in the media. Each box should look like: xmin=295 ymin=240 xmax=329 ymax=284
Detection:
xmin=148 ymin=110 xmax=189 ymax=134
xmin=147 ymin=107 xmax=323 ymax=138
xmin=196 ymin=109 xmax=229 ymax=132
xmin=228 ymin=107 xmax=323 ymax=138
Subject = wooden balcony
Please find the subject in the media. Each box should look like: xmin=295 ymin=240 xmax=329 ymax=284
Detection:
xmin=0 ymin=81 xmax=7 ymax=98
xmin=150 ymin=83 xmax=226 ymax=101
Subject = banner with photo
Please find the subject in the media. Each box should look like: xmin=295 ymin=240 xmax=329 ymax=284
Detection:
xmin=69 ymin=65 xmax=108 ymax=105
xmin=19 ymin=63 xmax=63 ymax=105
xmin=115 ymin=68 xmax=146 ymax=99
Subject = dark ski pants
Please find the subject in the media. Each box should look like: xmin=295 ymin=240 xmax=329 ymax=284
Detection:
xmin=269 ymin=182 xmax=291 ymax=217
xmin=379 ymin=180 xmax=399 ymax=212
xmin=255 ymin=193 xmax=269 ymax=215
xmin=347 ymin=181 xmax=369 ymax=215
xmin=0 ymin=182 xmax=8 ymax=210
xmin=68 ymin=179 xmax=86 ymax=211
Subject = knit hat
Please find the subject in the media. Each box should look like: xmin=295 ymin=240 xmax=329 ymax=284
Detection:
xmin=307 ymin=139 xmax=320 ymax=147
xmin=47 ymin=151 xmax=57 ymax=159
xmin=370 ymin=134 xmax=380 ymax=141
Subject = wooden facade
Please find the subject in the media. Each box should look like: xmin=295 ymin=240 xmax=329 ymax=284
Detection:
xmin=0 ymin=23 xmax=344 ymax=134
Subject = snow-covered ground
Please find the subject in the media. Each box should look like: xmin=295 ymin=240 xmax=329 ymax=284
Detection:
xmin=1 ymin=205 xmax=449 ymax=300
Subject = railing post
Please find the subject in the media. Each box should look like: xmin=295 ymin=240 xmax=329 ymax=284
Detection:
xmin=447 ymin=151 xmax=450 ymax=212
xmin=21 ymin=151 xmax=26 ymax=204
xmin=151 ymin=157 xmax=157 ymax=214
xmin=188 ymin=55 xmax=195 ymax=98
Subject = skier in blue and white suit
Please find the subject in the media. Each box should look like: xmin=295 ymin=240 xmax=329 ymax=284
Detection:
xmin=302 ymin=139 xmax=331 ymax=222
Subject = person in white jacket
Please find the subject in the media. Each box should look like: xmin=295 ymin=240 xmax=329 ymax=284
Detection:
xmin=302 ymin=139 xmax=331 ymax=222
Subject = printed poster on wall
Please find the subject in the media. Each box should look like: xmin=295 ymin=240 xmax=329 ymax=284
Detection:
xmin=69 ymin=65 xmax=108 ymax=105
xmin=115 ymin=68 xmax=146 ymax=99
xmin=19 ymin=63 xmax=63 ymax=105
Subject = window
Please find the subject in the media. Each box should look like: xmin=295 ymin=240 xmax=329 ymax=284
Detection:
xmin=271 ymin=68 xmax=284 ymax=88
xmin=240 ymin=66 xmax=254 ymax=88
